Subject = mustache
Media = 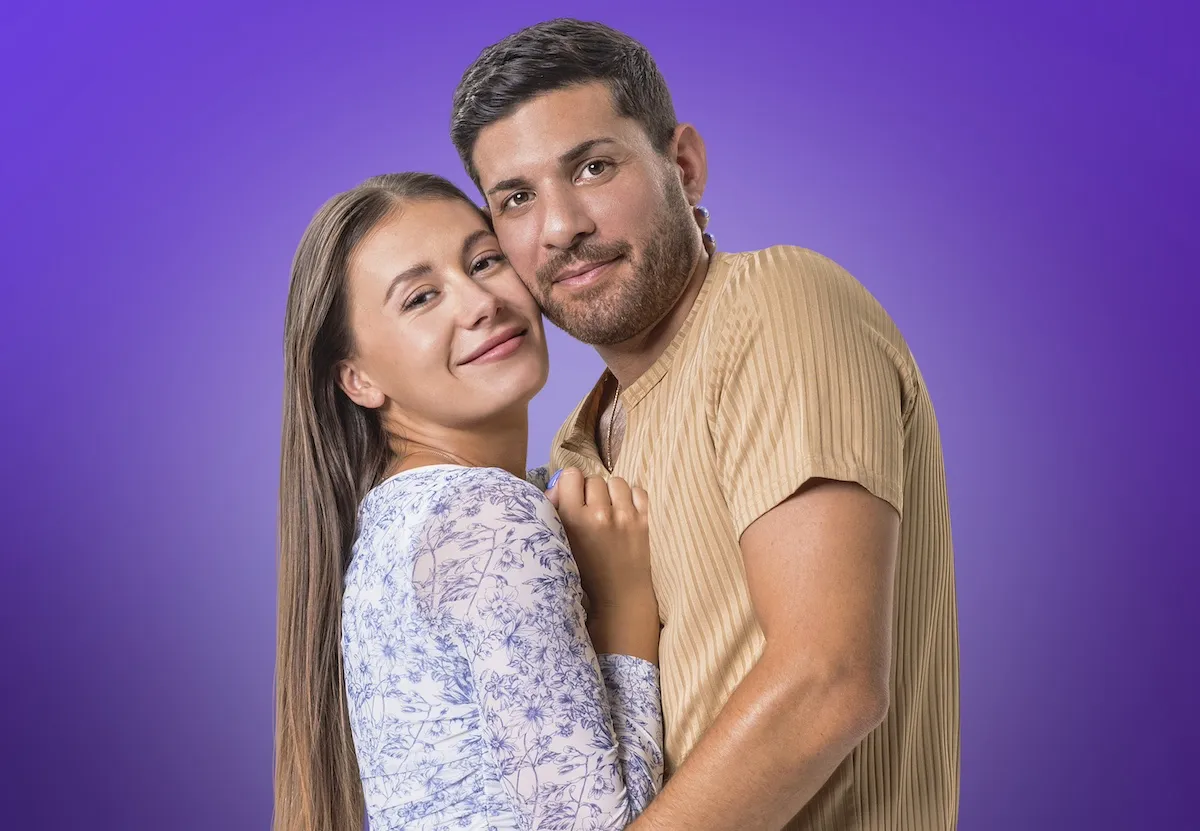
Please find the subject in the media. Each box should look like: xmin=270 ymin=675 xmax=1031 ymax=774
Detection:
xmin=536 ymin=240 xmax=632 ymax=287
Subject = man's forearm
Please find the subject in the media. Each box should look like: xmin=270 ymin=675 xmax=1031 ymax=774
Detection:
xmin=631 ymin=646 xmax=888 ymax=830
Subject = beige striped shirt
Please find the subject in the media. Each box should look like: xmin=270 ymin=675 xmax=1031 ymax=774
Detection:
xmin=550 ymin=246 xmax=959 ymax=829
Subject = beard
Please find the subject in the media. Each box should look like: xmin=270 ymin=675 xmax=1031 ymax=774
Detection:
xmin=533 ymin=176 xmax=700 ymax=346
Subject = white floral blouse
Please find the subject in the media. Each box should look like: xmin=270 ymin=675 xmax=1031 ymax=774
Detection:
xmin=341 ymin=464 xmax=663 ymax=830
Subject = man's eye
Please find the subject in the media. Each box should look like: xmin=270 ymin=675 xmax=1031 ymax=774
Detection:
xmin=581 ymin=161 xmax=608 ymax=178
xmin=503 ymin=192 xmax=532 ymax=210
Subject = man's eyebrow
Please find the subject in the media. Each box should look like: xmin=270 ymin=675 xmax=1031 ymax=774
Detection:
xmin=486 ymin=177 xmax=529 ymax=197
xmin=558 ymin=137 xmax=618 ymax=167
xmin=484 ymin=138 xmax=619 ymax=197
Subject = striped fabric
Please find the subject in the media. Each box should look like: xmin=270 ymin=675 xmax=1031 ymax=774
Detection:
xmin=550 ymin=247 xmax=959 ymax=829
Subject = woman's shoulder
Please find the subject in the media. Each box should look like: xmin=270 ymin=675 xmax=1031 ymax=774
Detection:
xmin=376 ymin=463 xmax=546 ymax=499
xmin=347 ymin=466 xmax=553 ymax=590
xmin=360 ymin=464 xmax=551 ymax=531
xmin=348 ymin=464 xmax=565 ymax=595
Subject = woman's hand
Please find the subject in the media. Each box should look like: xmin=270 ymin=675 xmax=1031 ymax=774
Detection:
xmin=548 ymin=468 xmax=659 ymax=662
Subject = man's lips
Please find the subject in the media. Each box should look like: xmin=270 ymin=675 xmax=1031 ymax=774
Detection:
xmin=458 ymin=327 xmax=527 ymax=365
xmin=552 ymin=256 xmax=621 ymax=288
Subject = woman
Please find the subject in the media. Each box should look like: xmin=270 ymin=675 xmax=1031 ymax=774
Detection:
xmin=275 ymin=172 xmax=664 ymax=831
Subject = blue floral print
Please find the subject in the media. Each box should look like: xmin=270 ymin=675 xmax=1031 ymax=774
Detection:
xmin=341 ymin=465 xmax=663 ymax=829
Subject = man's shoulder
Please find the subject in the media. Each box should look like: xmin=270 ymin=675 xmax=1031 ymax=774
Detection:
xmin=711 ymin=245 xmax=880 ymax=328
xmin=724 ymin=245 xmax=865 ymax=297
xmin=707 ymin=245 xmax=910 ymax=374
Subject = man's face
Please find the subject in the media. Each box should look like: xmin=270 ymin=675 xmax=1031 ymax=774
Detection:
xmin=471 ymin=82 xmax=702 ymax=345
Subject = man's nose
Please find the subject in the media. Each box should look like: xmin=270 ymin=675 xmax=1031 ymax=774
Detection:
xmin=540 ymin=188 xmax=596 ymax=251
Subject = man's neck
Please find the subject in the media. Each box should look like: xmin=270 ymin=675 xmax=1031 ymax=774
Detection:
xmin=598 ymin=247 xmax=713 ymax=388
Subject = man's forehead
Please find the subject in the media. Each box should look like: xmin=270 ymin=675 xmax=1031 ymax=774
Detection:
xmin=473 ymin=83 xmax=641 ymax=183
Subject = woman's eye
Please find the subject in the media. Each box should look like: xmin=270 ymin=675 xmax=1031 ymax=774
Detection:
xmin=470 ymin=254 xmax=507 ymax=275
xmin=403 ymin=289 xmax=437 ymax=310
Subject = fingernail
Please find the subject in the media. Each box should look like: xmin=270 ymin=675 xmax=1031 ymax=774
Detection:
xmin=547 ymin=469 xmax=562 ymax=489
xmin=697 ymin=205 xmax=710 ymax=218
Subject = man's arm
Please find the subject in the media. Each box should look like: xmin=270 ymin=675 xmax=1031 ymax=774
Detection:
xmin=629 ymin=479 xmax=898 ymax=830
xmin=632 ymin=247 xmax=914 ymax=828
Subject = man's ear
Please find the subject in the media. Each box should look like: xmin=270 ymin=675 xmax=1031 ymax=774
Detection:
xmin=670 ymin=123 xmax=708 ymax=207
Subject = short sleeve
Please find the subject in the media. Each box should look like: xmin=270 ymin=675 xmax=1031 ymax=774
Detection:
xmin=710 ymin=247 xmax=913 ymax=539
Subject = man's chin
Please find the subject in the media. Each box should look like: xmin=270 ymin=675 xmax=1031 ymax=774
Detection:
xmin=540 ymin=287 xmax=649 ymax=343
xmin=542 ymin=310 xmax=627 ymax=345
xmin=564 ymin=321 xmax=646 ymax=347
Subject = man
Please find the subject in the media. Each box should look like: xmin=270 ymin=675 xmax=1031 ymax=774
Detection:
xmin=451 ymin=18 xmax=959 ymax=830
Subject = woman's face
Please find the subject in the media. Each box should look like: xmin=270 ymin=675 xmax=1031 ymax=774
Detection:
xmin=338 ymin=197 xmax=548 ymax=434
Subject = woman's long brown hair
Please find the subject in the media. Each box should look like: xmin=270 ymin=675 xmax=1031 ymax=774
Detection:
xmin=274 ymin=172 xmax=481 ymax=831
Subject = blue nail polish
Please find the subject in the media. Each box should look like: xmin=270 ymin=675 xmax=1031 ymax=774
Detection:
xmin=547 ymin=469 xmax=562 ymax=489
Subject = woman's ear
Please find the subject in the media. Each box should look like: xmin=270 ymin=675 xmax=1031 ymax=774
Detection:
xmin=337 ymin=360 xmax=386 ymax=409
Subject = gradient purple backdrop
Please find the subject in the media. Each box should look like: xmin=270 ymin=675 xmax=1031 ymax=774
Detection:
xmin=1 ymin=1 xmax=1196 ymax=828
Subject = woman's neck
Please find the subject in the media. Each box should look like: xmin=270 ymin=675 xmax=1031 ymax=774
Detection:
xmin=386 ymin=408 xmax=529 ymax=480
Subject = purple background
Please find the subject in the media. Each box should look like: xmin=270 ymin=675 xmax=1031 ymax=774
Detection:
xmin=1 ymin=1 xmax=1195 ymax=828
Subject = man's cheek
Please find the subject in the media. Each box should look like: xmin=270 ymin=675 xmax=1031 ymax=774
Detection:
xmin=589 ymin=190 xmax=639 ymax=238
xmin=499 ymin=222 xmax=537 ymax=259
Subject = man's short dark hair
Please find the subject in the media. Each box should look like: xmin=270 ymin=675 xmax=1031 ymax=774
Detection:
xmin=451 ymin=19 xmax=678 ymax=186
